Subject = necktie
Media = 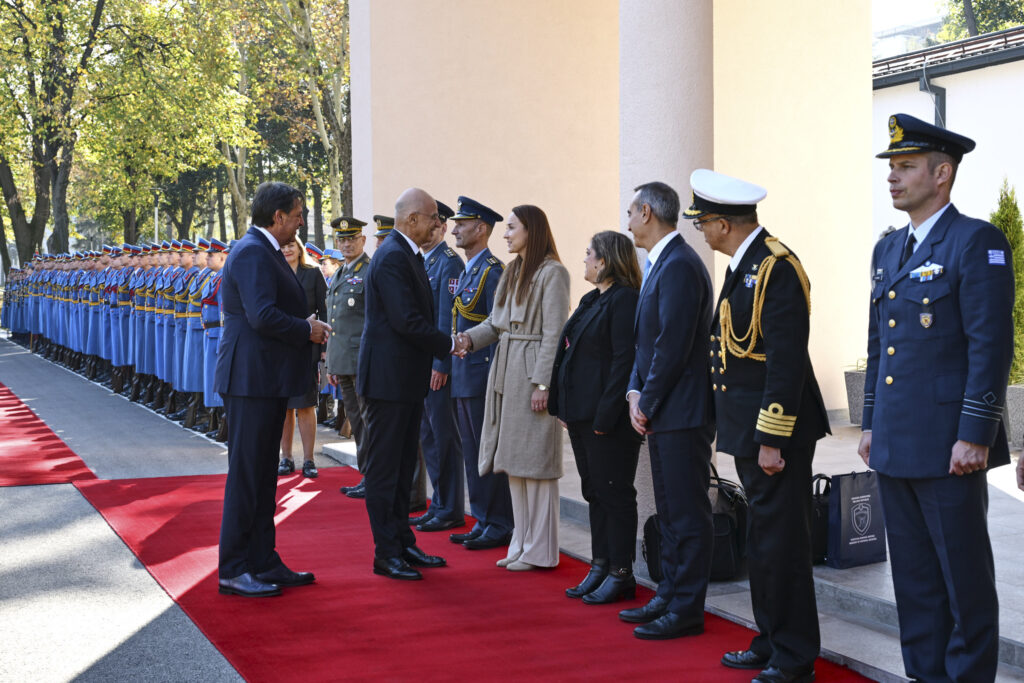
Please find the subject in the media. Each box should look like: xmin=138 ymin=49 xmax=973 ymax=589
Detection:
xmin=900 ymin=233 xmax=917 ymax=268
xmin=640 ymin=258 xmax=652 ymax=291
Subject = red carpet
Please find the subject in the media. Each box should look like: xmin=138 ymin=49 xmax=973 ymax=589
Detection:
xmin=0 ymin=382 xmax=96 ymax=486
xmin=77 ymin=468 xmax=867 ymax=682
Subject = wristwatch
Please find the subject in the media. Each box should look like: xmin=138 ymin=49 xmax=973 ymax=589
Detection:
xmin=536 ymin=384 xmax=549 ymax=391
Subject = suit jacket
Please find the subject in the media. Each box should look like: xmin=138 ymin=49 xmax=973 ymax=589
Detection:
xmin=295 ymin=264 xmax=327 ymax=364
xmin=357 ymin=230 xmax=452 ymax=403
xmin=549 ymin=284 xmax=639 ymax=434
xmin=424 ymin=242 xmax=465 ymax=375
xmin=451 ymin=248 xmax=504 ymax=398
xmin=325 ymin=252 xmax=369 ymax=377
xmin=628 ymin=233 xmax=714 ymax=432
xmin=862 ymin=204 xmax=1014 ymax=477
xmin=214 ymin=227 xmax=311 ymax=398
xmin=711 ymin=229 xmax=829 ymax=457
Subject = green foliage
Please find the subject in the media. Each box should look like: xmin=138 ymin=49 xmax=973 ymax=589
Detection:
xmin=938 ymin=0 xmax=1024 ymax=41
xmin=991 ymin=179 xmax=1024 ymax=384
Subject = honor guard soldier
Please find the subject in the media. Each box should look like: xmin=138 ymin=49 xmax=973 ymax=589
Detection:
xmin=694 ymin=169 xmax=829 ymax=682
xmin=448 ymin=196 xmax=514 ymax=550
xmin=859 ymin=114 xmax=1013 ymax=682
xmin=201 ymin=238 xmax=230 ymax=441
xmin=373 ymin=215 xmax=394 ymax=248
xmin=325 ymin=216 xmax=371 ymax=497
xmin=409 ymin=199 xmax=467 ymax=532
xmin=170 ymin=240 xmax=199 ymax=421
xmin=181 ymin=239 xmax=212 ymax=428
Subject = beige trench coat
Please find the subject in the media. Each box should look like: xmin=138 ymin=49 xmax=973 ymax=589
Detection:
xmin=465 ymin=258 xmax=570 ymax=480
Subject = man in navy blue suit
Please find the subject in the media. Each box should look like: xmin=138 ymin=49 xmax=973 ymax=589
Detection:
xmin=622 ymin=181 xmax=715 ymax=640
xmin=859 ymin=114 xmax=1014 ymax=681
xmin=215 ymin=181 xmax=332 ymax=598
xmin=358 ymin=187 xmax=455 ymax=580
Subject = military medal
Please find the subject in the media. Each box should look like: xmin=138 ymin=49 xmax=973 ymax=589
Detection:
xmin=920 ymin=312 xmax=933 ymax=328
xmin=348 ymin=297 xmax=355 ymax=307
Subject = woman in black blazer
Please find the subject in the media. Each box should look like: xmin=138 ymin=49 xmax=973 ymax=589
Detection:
xmin=549 ymin=230 xmax=642 ymax=604
xmin=278 ymin=235 xmax=327 ymax=478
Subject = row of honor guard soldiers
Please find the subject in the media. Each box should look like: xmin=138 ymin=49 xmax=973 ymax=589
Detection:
xmin=5 ymin=238 xmax=234 ymax=441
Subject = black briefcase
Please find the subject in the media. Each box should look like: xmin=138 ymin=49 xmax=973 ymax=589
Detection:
xmin=825 ymin=470 xmax=888 ymax=569
xmin=709 ymin=464 xmax=748 ymax=581
xmin=811 ymin=474 xmax=831 ymax=565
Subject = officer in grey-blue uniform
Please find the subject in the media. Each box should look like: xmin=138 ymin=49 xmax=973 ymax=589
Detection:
xmin=408 ymin=200 xmax=467 ymax=532
xmin=201 ymin=238 xmax=230 ymax=441
xmin=860 ymin=113 xmax=1013 ymax=683
xmin=448 ymin=196 xmax=513 ymax=550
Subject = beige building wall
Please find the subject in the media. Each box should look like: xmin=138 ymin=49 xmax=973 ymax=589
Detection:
xmin=713 ymin=1 xmax=874 ymax=411
xmin=349 ymin=0 xmax=620 ymax=306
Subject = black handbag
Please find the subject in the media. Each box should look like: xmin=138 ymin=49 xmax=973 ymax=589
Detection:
xmin=641 ymin=514 xmax=663 ymax=582
xmin=811 ymin=474 xmax=831 ymax=565
xmin=825 ymin=470 xmax=888 ymax=569
xmin=709 ymin=464 xmax=748 ymax=581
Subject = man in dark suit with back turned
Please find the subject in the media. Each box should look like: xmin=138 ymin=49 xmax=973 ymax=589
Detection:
xmin=696 ymin=169 xmax=829 ymax=683
xmin=623 ymin=181 xmax=716 ymax=640
xmin=215 ymin=181 xmax=332 ymax=598
xmin=358 ymin=187 xmax=455 ymax=580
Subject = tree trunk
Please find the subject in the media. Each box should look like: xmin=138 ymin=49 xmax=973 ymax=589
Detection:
xmin=217 ymin=175 xmax=227 ymax=242
xmin=48 ymin=136 xmax=76 ymax=254
xmin=963 ymin=0 xmax=979 ymax=35
xmin=0 ymin=209 xmax=11 ymax=276
xmin=0 ymin=153 xmax=52 ymax=265
xmin=312 ymin=184 xmax=324 ymax=247
xmin=122 ymin=206 xmax=138 ymax=245
xmin=340 ymin=88 xmax=353 ymax=217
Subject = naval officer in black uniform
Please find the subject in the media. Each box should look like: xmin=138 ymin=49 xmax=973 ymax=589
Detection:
xmin=859 ymin=113 xmax=1014 ymax=682
xmin=694 ymin=169 xmax=829 ymax=683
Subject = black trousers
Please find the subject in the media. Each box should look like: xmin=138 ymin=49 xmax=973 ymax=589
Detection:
xmin=648 ymin=425 xmax=714 ymax=620
xmin=567 ymin=421 xmax=640 ymax=569
xmin=735 ymin=444 xmax=820 ymax=671
xmin=421 ymin=382 xmax=464 ymax=521
xmin=362 ymin=397 xmax=421 ymax=559
xmin=878 ymin=471 xmax=998 ymax=683
xmin=218 ymin=394 xmax=289 ymax=579
xmin=337 ymin=374 xmax=366 ymax=471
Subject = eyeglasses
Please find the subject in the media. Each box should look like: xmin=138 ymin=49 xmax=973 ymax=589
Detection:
xmin=691 ymin=215 xmax=724 ymax=230
xmin=411 ymin=211 xmax=440 ymax=223
xmin=337 ymin=235 xmax=362 ymax=243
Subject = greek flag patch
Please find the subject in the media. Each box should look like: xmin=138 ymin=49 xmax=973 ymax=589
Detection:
xmin=989 ymin=250 xmax=1006 ymax=265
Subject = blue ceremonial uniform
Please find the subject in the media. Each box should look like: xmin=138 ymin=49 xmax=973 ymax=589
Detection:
xmin=201 ymin=271 xmax=224 ymax=408
xmin=174 ymin=265 xmax=198 ymax=389
xmin=862 ymin=204 xmax=1013 ymax=681
xmin=450 ymin=247 xmax=513 ymax=539
xmin=419 ymin=242 xmax=466 ymax=523
xmin=182 ymin=267 xmax=211 ymax=393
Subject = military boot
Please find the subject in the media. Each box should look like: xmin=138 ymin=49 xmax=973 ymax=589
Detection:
xmin=214 ymin=412 xmax=228 ymax=442
xmin=182 ymin=393 xmax=201 ymax=429
xmin=129 ymin=373 xmax=143 ymax=402
xmin=204 ymin=408 xmax=221 ymax=438
xmin=111 ymin=367 xmax=124 ymax=394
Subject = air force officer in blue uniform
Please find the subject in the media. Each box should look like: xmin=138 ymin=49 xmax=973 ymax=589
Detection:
xmin=623 ymin=181 xmax=715 ymax=640
xmin=215 ymin=182 xmax=332 ymax=598
xmin=859 ymin=114 xmax=1014 ymax=682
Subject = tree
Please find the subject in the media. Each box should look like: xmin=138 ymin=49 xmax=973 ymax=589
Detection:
xmin=938 ymin=0 xmax=1024 ymax=41
xmin=991 ymin=179 xmax=1024 ymax=383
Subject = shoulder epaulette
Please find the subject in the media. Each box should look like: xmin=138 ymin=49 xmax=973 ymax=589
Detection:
xmin=444 ymin=247 xmax=456 ymax=258
xmin=354 ymin=261 xmax=365 ymax=273
xmin=486 ymin=256 xmax=500 ymax=266
xmin=764 ymin=236 xmax=790 ymax=259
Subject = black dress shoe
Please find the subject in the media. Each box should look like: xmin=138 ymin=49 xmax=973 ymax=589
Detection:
xmin=418 ymin=517 xmax=461 ymax=532
xmin=278 ymin=458 xmax=295 ymax=476
xmin=255 ymin=565 xmax=315 ymax=587
xmin=340 ymin=478 xmax=365 ymax=494
xmin=582 ymin=570 xmax=636 ymax=605
xmin=752 ymin=666 xmax=815 ymax=683
xmin=402 ymin=545 xmax=447 ymax=568
xmin=373 ymin=557 xmax=422 ymax=580
xmin=566 ymin=560 xmax=608 ymax=598
xmin=408 ymin=511 xmax=434 ymax=526
xmin=218 ymin=572 xmax=282 ymax=597
xmin=302 ymin=460 xmax=318 ymax=478
xmin=450 ymin=528 xmax=482 ymax=544
xmin=463 ymin=531 xmax=512 ymax=550
xmin=722 ymin=649 xmax=771 ymax=670
xmin=344 ymin=483 xmax=366 ymax=499
xmin=633 ymin=612 xmax=704 ymax=640
xmin=619 ymin=595 xmax=668 ymax=623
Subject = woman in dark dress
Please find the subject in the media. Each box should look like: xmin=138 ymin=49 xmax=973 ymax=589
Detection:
xmin=549 ymin=230 xmax=643 ymax=604
xmin=278 ymin=235 xmax=327 ymax=478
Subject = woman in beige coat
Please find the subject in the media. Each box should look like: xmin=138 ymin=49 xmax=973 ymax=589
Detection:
xmin=459 ymin=205 xmax=570 ymax=570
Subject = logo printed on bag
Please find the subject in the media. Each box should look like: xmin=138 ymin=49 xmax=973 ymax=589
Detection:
xmin=852 ymin=501 xmax=871 ymax=536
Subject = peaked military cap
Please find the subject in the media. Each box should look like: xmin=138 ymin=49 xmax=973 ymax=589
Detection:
xmin=876 ymin=113 xmax=976 ymax=162
xmin=101 ymin=244 xmax=114 ymax=254
xmin=207 ymin=238 xmax=228 ymax=253
xmin=160 ymin=240 xmax=171 ymax=252
xmin=304 ymin=242 xmax=324 ymax=261
xmin=683 ymin=169 xmax=767 ymax=219
xmin=323 ymin=248 xmax=344 ymax=261
xmin=197 ymin=237 xmax=211 ymax=250
xmin=180 ymin=239 xmax=197 ymax=252
xmin=373 ymin=215 xmax=395 ymax=238
xmin=437 ymin=200 xmax=455 ymax=222
xmin=332 ymin=216 xmax=367 ymax=238
xmin=452 ymin=196 xmax=502 ymax=226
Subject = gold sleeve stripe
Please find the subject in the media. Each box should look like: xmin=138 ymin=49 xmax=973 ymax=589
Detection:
xmin=757 ymin=415 xmax=796 ymax=428
xmin=756 ymin=420 xmax=795 ymax=437
xmin=756 ymin=403 xmax=797 ymax=437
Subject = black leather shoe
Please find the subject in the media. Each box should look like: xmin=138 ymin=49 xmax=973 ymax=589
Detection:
xmin=344 ymin=483 xmax=366 ymax=499
xmin=566 ymin=560 xmax=608 ymax=598
xmin=752 ymin=666 xmax=815 ymax=683
xmin=402 ymin=545 xmax=446 ymax=568
xmin=278 ymin=458 xmax=295 ymax=476
xmin=302 ymin=460 xmax=318 ymax=478
xmin=418 ymin=517 xmax=462 ymax=532
xmin=463 ymin=531 xmax=512 ymax=550
xmin=619 ymin=595 xmax=668 ymax=623
xmin=408 ymin=511 xmax=434 ymax=526
xmin=633 ymin=612 xmax=704 ymax=640
xmin=373 ymin=557 xmax=422 ymax=580
xmin=722 ymin=650 xmax=771 ymax=670
xmin=218 ymin=572 xmax=282 ymax=597
xmin=255 ymin=565 xmax=315 ymax=587
xmin=340 ymin=478 xmax=365 ymax=494
xmin=450 ymin=528 xmax=482 ymax=544
xmin=582 ymin=571 xmax=636 ymax=604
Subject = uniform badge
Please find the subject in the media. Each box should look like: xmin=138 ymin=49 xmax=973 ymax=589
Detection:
xmin=989 ymin=249 xmax=1006 ymax=265
xmin=888 ymin=116 xmax=904 ymax=144
xmin=448 ymin=278 xmax=458 ymax=294
xmin=873 ymin=267 xmax=884 ymax=283
xmin=347 ymin=297 xmax=355 ymax=307
xmin=909 ymin=262 xmax=943 ymax=282
xmin=744 ymin=274 xmax=757 ymax=288
xmin=920 ymin=312 xmax=933 ymax=328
